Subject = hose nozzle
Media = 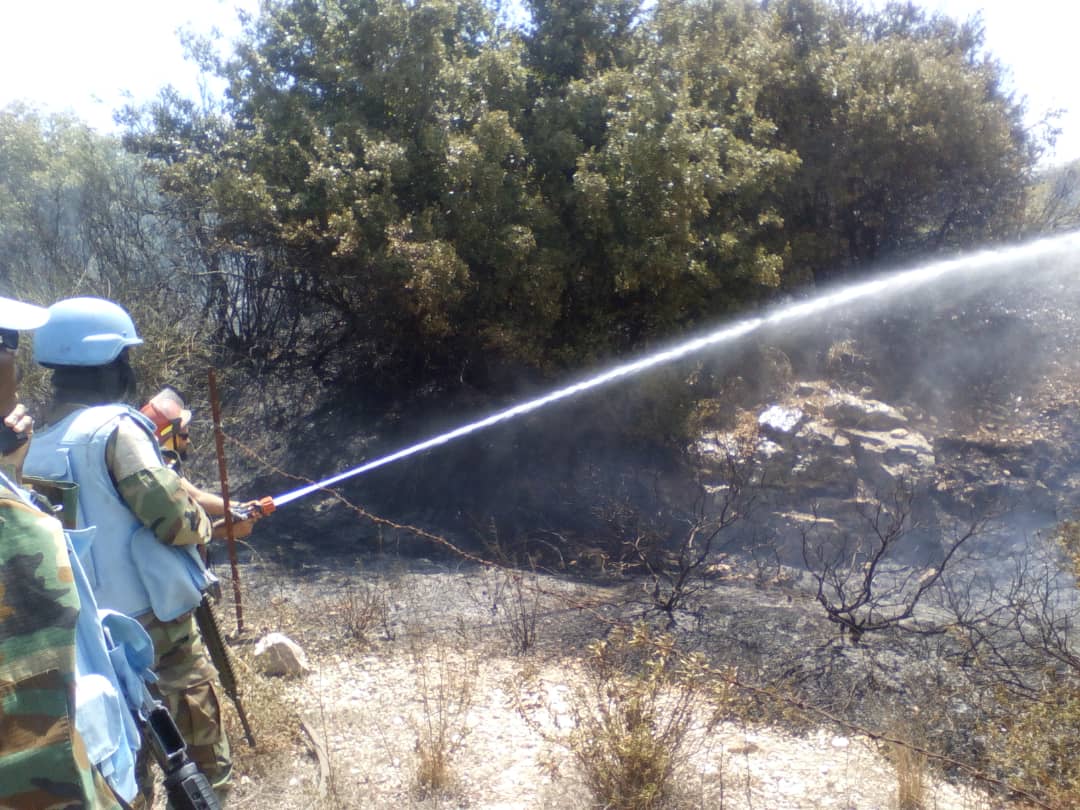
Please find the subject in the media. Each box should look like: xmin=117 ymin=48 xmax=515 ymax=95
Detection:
xmin=230 ymin=496 xmax=277 ymax=521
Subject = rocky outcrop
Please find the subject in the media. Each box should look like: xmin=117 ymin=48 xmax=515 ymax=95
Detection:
xmin=693 ymin=382 xmax=940 ymax=562
xmin=699 ymin=382 xmax=933 ymax=486
xmin=932 ymin=436 xmax=1053 ymax=511
xmin=691 ymin=377 xmax=1080 ymax=565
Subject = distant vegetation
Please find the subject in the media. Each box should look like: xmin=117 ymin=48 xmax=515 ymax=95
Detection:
xmin=1027 ymin=158 xmax=1080 ymax=233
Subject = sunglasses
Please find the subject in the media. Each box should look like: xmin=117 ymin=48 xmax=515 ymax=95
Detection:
xmin=0 ymin=329 xmax=18 ymax=352
xmin=177 ymin=432 xmax=190 ymax=440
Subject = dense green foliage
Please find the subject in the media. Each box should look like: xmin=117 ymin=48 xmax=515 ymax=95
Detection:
xmin=761 ymin=1 xmax=1034 ymax=278
xmin=6 ymin=0 xmax=1041 ymax=397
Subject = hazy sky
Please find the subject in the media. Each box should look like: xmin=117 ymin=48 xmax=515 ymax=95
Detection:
xmin=0 ymin=0 xmax=1076 ymax=165
xmin=905 ymin=0 xmax=1080 ymax=166
xmin=0 ymin=0 xmax=258 ymax=131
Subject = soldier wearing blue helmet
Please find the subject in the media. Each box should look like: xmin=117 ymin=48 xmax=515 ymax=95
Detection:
xmin=0 ymin=295 xmax=155 ymax=809
xmin=25 ymin=297 xmax=233 ymax=806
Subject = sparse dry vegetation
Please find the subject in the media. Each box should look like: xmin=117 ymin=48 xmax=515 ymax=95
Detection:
xmin=558 ymin=625 xmax=726 ymax=810
xmin=982 ymin=674 xmax=1080 ymax=810
xmin=888 ymin=722 xmax=930 ymax=810
xmin=468 ymin=565 xmax=543 ymax=656
xmin=339 ymin=581 xmax=393 ymax=647
xmin=408 ymin=631 xmax=479 ymax=799
xmin=205 ymin=543 xmax=1028 ymax=810
xmin=801 ymin=483 xmax=983 ymax=645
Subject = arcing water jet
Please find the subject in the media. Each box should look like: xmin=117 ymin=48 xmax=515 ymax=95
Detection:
xmin=266 ymin=230 xmax=1080 ymax=511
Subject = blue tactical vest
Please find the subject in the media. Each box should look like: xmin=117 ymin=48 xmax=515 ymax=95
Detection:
xmin=24 ymin=404 xmax=215 ymax=621
xmin=0 ymin=468 xmax=154 ymax=803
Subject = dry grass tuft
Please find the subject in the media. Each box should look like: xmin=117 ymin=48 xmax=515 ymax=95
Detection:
xmin=338 ymin=581 xmax=392 ymax=647
xmin=889 ymin=738 xmax=928 ymax=810
xmin=408 ymin=631 xmax=480 ymax=798
xmin=561 ymin=623 xmax=725 ymax=810
xmin=469 ymin=565 xmax=543 ymax=655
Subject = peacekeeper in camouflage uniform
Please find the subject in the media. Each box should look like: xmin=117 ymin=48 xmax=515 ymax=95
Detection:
xmin=140 ymin=386 xmax=264 ymax=542
xmin=23 ymin=298 xmax=233 ymax=806
xmin=0 ymin=296 xmax=153 ymax=809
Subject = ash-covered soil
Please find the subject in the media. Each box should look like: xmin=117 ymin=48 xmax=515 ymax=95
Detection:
xmin=202 ymin=551 xmax=1008 ymax=810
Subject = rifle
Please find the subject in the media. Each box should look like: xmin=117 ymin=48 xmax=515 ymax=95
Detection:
xmin=137 ymin=682 xmax=222 ymax=810
xmin=194 ymin=595 xmax=257 ymax=747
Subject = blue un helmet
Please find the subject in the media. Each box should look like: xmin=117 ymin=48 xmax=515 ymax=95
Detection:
xmin=33 ymin=297 xmax=143 ymax=367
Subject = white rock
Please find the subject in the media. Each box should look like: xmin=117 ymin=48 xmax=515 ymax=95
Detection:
xmin=253 ymin=632 xmax=311 ymax=677
xmin=759 ymin=404 xmax=806 ymax=435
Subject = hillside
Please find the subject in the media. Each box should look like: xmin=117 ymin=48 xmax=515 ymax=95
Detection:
xmin=163 ymin=235 xmax=1080 ymax=809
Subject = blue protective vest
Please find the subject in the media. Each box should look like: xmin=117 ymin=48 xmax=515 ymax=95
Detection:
xmin=24 ymin=404 xmax=215 ymax=621
xmin=0 ymin=468 xmax=154 ymax=803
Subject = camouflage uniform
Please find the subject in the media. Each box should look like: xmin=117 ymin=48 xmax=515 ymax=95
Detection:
xmin=135 ymin=443 xmax=233 ymax=790
xmin=136 ymin=610 xmax=232 ymax=800
xmin=31 ymin=408 xmax=232 ymax=804
xmin=104 ymin=416 xmax=233 ymax=803
xmin=0 ymin=475 xmax=123 ymax=809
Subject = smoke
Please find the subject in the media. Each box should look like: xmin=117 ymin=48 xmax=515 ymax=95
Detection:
xmin=268 ymin=230 xmax=1080 ymax=574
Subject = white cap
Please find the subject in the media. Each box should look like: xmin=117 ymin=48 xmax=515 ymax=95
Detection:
xmin=0 ymin=296 xmax=49 ymax=331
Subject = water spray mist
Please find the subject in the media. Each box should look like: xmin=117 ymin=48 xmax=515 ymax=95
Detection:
xmin=266 ymin=230 xmax=1080 ymax=511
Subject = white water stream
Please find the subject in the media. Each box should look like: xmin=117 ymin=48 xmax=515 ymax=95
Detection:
xmin=272 ymin=231 xmax=1080 ymax=508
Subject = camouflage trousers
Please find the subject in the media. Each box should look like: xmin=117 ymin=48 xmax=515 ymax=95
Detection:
xmin=134 ymin=610 xmax=232 ymax=806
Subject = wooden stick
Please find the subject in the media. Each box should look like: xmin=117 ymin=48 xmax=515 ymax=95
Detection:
xmin=208 ymin=369 xmax=245 ymax=635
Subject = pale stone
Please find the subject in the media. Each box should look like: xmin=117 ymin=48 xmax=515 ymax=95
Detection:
xmin=253 ymin=632 xmax=311 ymax=677
xmin=758 ymin=404 xmax=806 ymax=436
xmin=823 ymin=394 xmax=909 ymax=431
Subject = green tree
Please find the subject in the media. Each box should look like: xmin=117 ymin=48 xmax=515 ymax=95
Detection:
xmin=526 ymin=0 xmax=799 ymax=357
xmin=524 ymin=0 xmax=642 ymax=86
xmin=122 ymin=0 xmax=1040 ymax=394
xmin=1024 ymin=159 xmax=1080 ymax=234
xmin=130 ymin=0 xmax=561 ymax=383
xmin=758 ymin=0 xmax=1036 ymax=279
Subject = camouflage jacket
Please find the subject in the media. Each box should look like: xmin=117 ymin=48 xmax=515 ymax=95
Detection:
xmin=107 ymin=416 xmax=209 ymax=548
xmin=0 ymin=476 xmax=123 ymax=809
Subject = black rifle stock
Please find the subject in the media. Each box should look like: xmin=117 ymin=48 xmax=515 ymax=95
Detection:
xmin=194 ymin=595 xmax=257 ymax=746
xmin=137 ymin=684 xmax=221 ymax=810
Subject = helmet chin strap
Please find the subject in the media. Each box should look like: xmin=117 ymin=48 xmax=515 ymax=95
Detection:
xmin=159 ymin=421 xmax=190 ymax=461
xmin=170 ymin=436 xmax=188 ymax=460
